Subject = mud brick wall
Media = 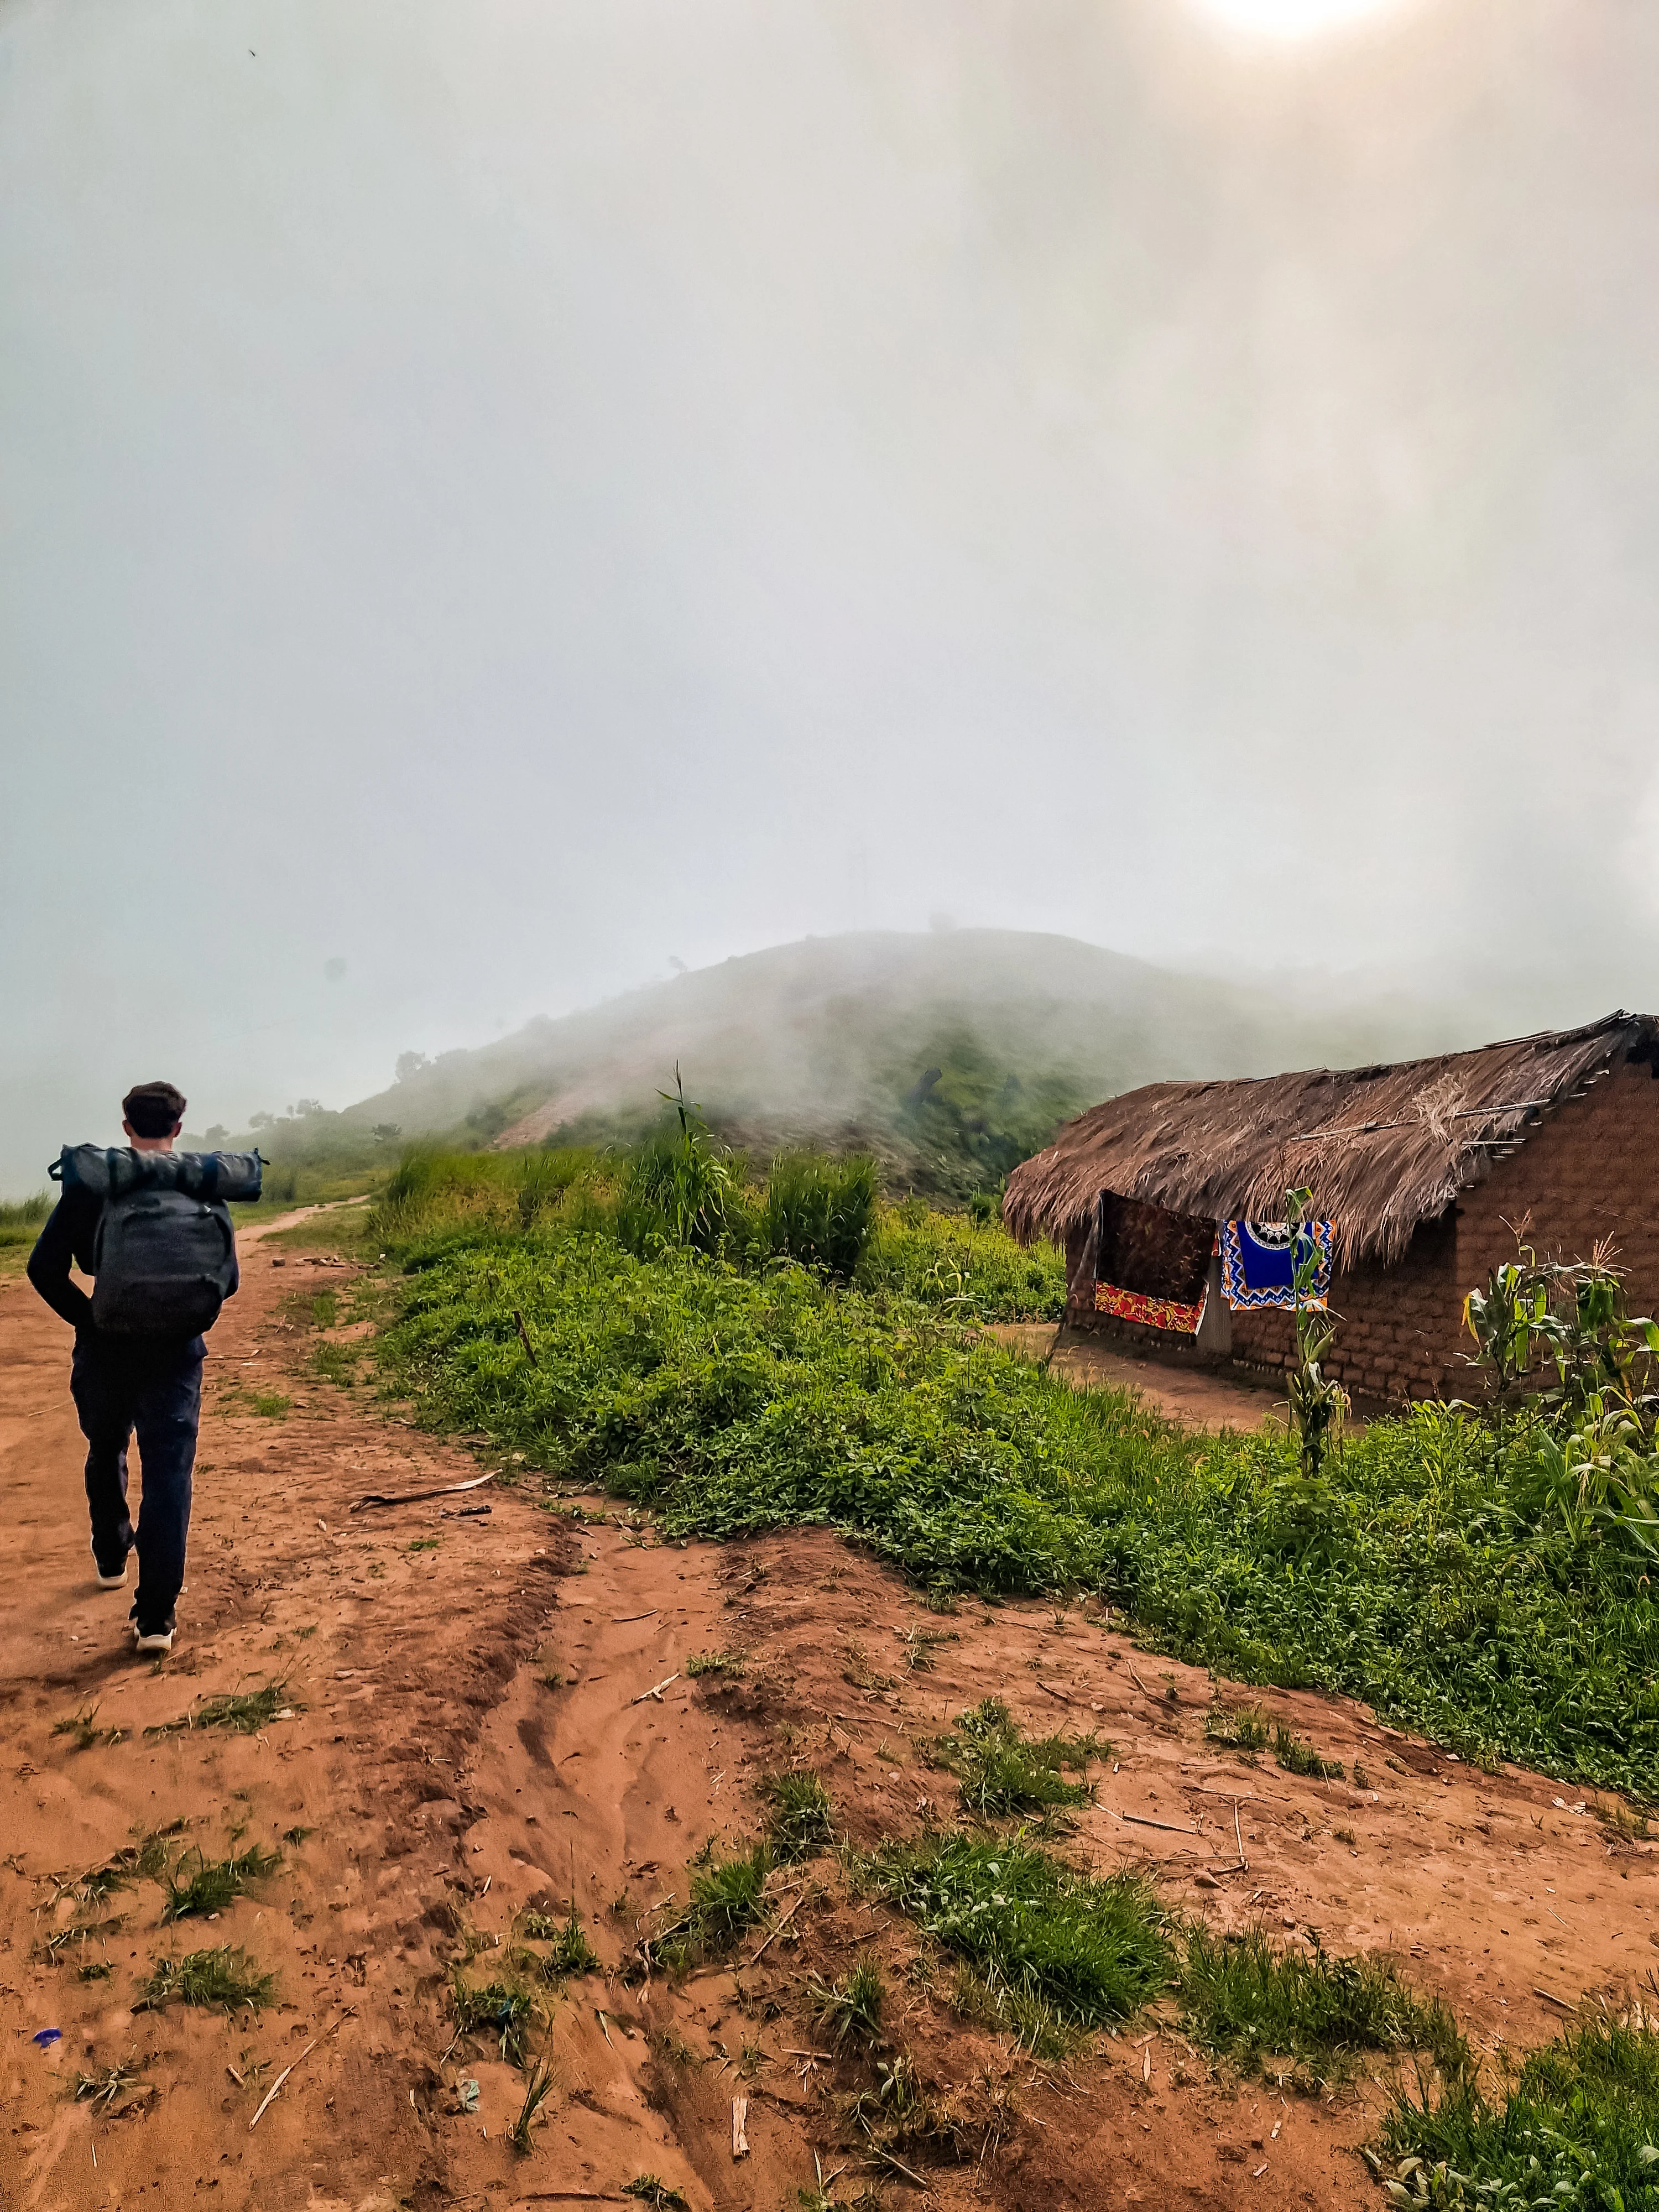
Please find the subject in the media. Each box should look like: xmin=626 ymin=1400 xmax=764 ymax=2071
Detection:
xmin=1453 ymin=1061 xmax=1659 ymax=1323
xmin=1063 ymin=1057 xmax=1659 ymax=1405
xmin=1228 ymin=1215 xmax=1459 ymax=1404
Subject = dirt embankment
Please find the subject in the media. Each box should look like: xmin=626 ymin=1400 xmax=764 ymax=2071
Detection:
xmin=2 ymin=1217 xmax=1656 ymax=2211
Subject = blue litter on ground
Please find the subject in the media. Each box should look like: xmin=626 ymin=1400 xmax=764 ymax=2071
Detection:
xmin=33 ymin=2028 xmax=62 ymax=2047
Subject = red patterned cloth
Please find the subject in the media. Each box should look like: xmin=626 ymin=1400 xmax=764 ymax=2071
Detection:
xmin=1093 ymin=1280 xmax=1206 ymax=1334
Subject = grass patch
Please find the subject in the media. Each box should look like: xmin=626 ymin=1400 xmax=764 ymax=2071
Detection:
xmin=74 ymin=2058 xmax=148 ymax=2114
xmin=1273 ymin=1725 xmax=1344 ymax=1781
xmin=51 ymin=1705 xmax=123 ymax=1751
xmin=451 ymin=1976 xmax=535 ymax=2064
xmin=761 ymin=1770 xmax=837 ymax=1861
xmin=36 ymin=1916 xmax=124 ymax=1965
xmin=1205 ymin=1703 xmax=1270 ymax=1754
xmin=62 ymin=1823 xmax=183 ymax=1907
xmin=685 ymin=1649 xmax=745 ymax=1678
xmin=872 ymin=1832 xmax=1172 ymax=2048
xmin=312 ymin=1342 xmax=358 ymax=1386
xmin=623 ymin=2181 xmax=688 ymax=2210
xmin=807 ymin=1955 xmax=885 ymax=2049
xmin=160 ymin=1844 xmax=281 ymax=1923
xmin=931 ymin=1698 xmax=1104 ymax=1819
xmin=1180 ymin=1926 xmax=1465 ymax=2078
xmin=649 ymin=1845 xmax=771 ymax=1969
xmin=520 ymin=1908 xmax=601 ymax=1976
xmin=142 ymin=1944 xmax=275 ymax=2012
xmin=898 ymin=1623 xmax=957 ymax=1671
xmin=1381 ymin=2007 xmax=1659 ymax=2204
xmin=248 ymin=1391 xmax=292 ymax=1420
xmin=147 ymin=1682 xmax=301 ymax=1737
xmin=758 ymin=1153 xmax=878 ymax=1280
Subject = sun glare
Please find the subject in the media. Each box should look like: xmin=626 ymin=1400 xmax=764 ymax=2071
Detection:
xmin=1186 ymin=0 xmax=1412 ymax=39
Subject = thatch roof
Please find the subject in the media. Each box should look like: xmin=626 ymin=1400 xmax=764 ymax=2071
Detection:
xmin=1003 ymin=1012 xmax=1658 ymax=1267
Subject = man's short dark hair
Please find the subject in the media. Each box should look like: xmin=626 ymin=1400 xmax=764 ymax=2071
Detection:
xmin=123 ymin=1081 xmax=187 ymax=1139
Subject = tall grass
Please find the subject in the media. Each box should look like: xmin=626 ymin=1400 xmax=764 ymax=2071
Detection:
xmin=0 ymin=1190 xmax=50 ymax=1247
xmin=758 ymin=1153 xmax=878 ymax=1279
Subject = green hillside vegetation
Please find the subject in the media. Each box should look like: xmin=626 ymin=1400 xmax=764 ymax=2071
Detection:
xmin=368 ymin=1139 xmax=1659 ymax=1800
xmin=220 ymin=931 xmax=1472 ymax=1204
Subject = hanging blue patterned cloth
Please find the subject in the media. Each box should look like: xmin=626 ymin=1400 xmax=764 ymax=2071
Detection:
xmin=1220 ymin=1219 xmax=1334 ymax=1311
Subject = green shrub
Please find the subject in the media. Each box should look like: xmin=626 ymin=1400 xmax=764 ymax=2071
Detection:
xmin=855 ymin=1207 xmax=1065 ymax=1321
xmin=451 ymin=1975 xmax=535 ymax=2064
xmin=161 ymin=1845 xmax=281 ymax=1923
xmin=686 ymin=1845 xmax=770 ymax=1949
xmin=520 ymin=1907 xmax=600 ymax=1977
xmin=1274 ymin=1725 xmax=1344 ymax=1781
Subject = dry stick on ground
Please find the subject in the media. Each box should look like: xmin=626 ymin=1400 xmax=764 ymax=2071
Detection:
xmin=349 ymin=1472 xmax=497 ymax=1512
xmin=748 ymin=1892 xmax=807 ymax=1964
xmin=248 ymin=2006 xmax=356 ymax=2130
xmin=1535 ymin=1987 xmax=1575 ymax=2011
xmin=1038 ymin=1681 xmax=1079 ymax=1706
xmin=869 ymin=2148 xmax=931 ymax=2188
xmin=514 ymin=2196 xmax=628 ymax=2205
xmin=1118 ymin=1811 xmax=1201 ymax=1837
xmin=732 ymin=2095 xmax=749 ymax=2159
xmin=631 ymin=1673 xmax=680 ymax=1706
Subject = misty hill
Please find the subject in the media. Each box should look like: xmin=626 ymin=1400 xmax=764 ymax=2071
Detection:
xmin=254 ymin=930 xmax=1473 ymax=1199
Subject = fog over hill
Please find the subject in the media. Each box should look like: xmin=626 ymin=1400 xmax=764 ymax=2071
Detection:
xmin=274 ymin=929 xmax=1480 ymax=1196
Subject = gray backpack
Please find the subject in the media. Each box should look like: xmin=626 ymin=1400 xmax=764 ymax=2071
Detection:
xmin=53 ymin=1146 xmax=263 ymax=1337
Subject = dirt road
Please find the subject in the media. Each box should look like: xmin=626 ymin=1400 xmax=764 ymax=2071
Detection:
xmin=3 ymin=1214 xmax=1656 ymax=2210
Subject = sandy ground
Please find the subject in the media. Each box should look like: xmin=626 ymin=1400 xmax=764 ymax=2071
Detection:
xmin=3 ymin=1215 xmax=1657 ymax=2211
xmin=988 ymin=1324 xmax=1290 ymax=1434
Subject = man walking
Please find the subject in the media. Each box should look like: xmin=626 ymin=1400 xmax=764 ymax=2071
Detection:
xmin=27 ymin=1082 xmax=259 ymax=1654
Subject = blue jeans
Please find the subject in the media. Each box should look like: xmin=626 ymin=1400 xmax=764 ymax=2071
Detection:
xmin=70 ymin=1332 xmax=204 ymax=1632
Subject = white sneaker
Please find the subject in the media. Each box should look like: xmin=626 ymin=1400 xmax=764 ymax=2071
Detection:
xmin=94 ymin=1551 xmax=129 ymax=1590
xmin=133 ymin=1623 xmax=174 ymax=1655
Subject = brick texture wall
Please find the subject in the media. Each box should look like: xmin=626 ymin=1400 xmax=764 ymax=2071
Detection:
xmin=1063 ymin=1057 xmax=1659 ymax=1405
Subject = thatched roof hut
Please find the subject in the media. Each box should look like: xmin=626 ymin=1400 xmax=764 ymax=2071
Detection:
xmin=1004 ymin=1013 xmax=1659 ymax=1405
xmin=1005 ymin=1012 xmax=1657 ymax=1268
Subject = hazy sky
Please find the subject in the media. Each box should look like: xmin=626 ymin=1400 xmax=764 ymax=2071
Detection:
xmin=4 ymin=0 xmax=1658 ymax=1187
